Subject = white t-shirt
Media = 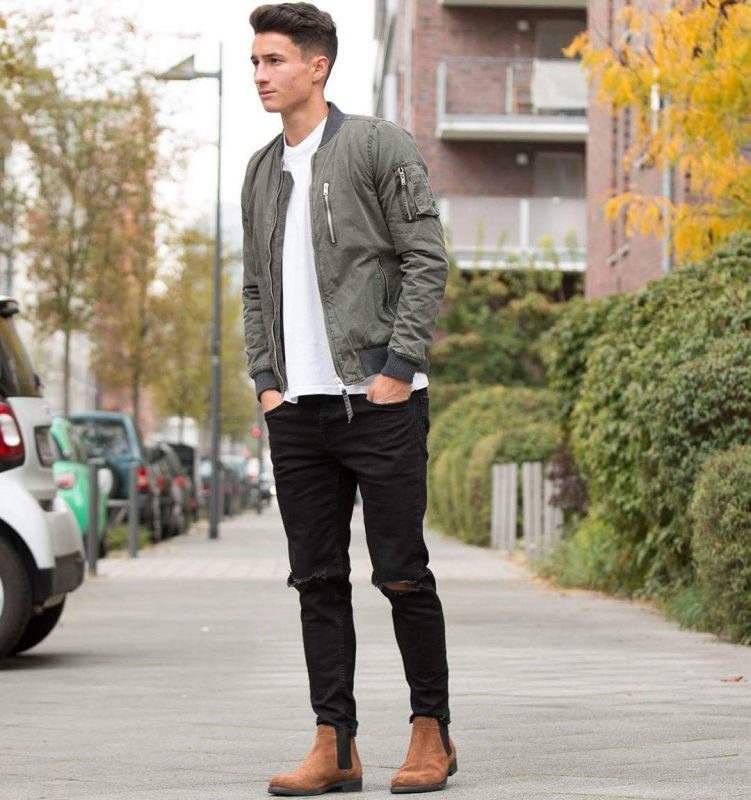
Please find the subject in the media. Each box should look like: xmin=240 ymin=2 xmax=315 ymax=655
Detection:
xmin=281 ymin=117 xmax=428 ymax=403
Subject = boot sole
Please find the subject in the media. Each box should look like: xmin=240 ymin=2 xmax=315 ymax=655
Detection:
xmin=390 ymin=760 xmax=458 ymax=794
xmin=268 ymin=778 xmax=363 ymax=796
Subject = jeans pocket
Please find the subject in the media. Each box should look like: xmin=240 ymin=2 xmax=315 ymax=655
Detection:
xmin=362 ymin=395 xmax=411 ymax=410
xmin=264 ymin=401 xmax=289 ymax=420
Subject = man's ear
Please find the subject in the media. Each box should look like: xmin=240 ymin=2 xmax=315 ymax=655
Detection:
xmin=311 ymin=54 xmax=330 ymax=84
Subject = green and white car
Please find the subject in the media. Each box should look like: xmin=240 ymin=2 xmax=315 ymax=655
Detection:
xmin=50 ymin=417 xmax=111 ymax=557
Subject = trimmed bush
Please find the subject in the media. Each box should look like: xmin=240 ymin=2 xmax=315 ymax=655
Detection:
xmin=463 ymin=423 xmax=558 ymax=545
xmin=427 ymin=382 xmax=477 ymax=419
xmin=637 ymin=335 xmax=751 ymax=585
xmin=690 ymin=445 xmax=751 ymax=644
xmin=430 ymin=385 xmax=557 ymax=466
xmin=427 ymin=385 xmax=558 ymax=540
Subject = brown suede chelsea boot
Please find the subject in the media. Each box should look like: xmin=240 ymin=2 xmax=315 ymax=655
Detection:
xmin=268 ymin=724 xmax=362 ymax=796
xmin=390 ymin=717 xmax=457 ymax=794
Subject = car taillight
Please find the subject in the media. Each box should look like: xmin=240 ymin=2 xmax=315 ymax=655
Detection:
xmin=137 ymin=466 xmax=149 ymax=492
xmin=54 ymin=471 xmax=76 ymax=490
xmin=176 ymin=474 xmax=186 ymax=488
xmin=0 ymin=402 xmax=24 ymax=471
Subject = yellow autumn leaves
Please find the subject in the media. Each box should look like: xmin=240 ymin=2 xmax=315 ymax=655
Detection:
xmin=567 ymin=0 xmax=751 ymax=261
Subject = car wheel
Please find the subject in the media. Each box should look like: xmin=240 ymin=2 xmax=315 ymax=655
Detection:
xmin=175 ymin=506 xmax=187 ymax=536
xmin=0 ymin=537 xmax=33 ymax=658
xmin=11 ymin=598 xmax=66 ymax=655
xmin=150 ymin=497 xmax=163 ymax=542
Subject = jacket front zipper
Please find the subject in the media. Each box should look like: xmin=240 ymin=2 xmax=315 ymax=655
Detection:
xmin=398 ymin=166 xmax=413 ymax=221
xmin=323 ymin=182 xmax=337 ymax=244
xmin=267 ymin=160 xmax=285 ymax=392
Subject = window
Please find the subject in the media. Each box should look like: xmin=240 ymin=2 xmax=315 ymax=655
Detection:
xmin=534 ymin=151 xmax=585 ymax=198
xmin=535 ymin=20 xmax=585 ymax=60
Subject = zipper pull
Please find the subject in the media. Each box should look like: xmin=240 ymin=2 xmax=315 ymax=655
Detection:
xmin=334 ymin=376 xmax=353 ymax=423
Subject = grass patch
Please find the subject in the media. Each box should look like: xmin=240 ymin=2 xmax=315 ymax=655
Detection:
xmin=537 ymin=511 xmax=639 ymax=596
xmin=106 ymin=524 xmax=152 ymax=553
xmin=655 ymin=583 xmax=712 ymax=634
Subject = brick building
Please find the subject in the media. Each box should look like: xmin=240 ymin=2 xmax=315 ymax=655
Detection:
xmin=374 ymin=0 xmax=588 ymax=277
xmin=584 ymin=0 xmax=688 ymax=298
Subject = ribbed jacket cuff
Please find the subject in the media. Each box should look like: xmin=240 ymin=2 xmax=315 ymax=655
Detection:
xmin=380 ymin=349 xmax=420 ymax=383
xmin=252 ymin=369 xmax=280 ymax=399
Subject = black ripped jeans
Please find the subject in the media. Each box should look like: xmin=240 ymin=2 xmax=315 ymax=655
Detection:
xmin=265 ymin=388 xmax=450 ymax=735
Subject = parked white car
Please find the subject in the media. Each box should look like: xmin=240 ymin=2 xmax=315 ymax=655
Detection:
xmin=0 ymin=297 xmax=84 ymax=658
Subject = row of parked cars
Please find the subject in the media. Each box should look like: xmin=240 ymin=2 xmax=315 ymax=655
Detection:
xmin=199 ymin=454 xmax=273 ymax=517
xmin=63 ymin=412 xmax=201 ymax=547
xmin=0 ymin=296 xmax=271 ymax=659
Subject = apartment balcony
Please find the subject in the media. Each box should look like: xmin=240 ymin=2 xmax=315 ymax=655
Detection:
xmin=442 ymin=196 xmax=586 ymax=271
xmin=440 ymin=0 xmax=586 ymax=7
xmin=437 ymin=57 xmax=588 ymax=142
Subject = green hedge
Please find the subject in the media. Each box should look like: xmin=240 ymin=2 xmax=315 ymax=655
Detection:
xmin=428 ymin=385 xmax=558 ymax=543
xmin=690 ymin=446 xmax=751 ymax=644
xmin=637 ymin=335 xmax=751 ymax=585
xmin=559 ymin=234 xmax=751 ymax=593
xmin=542 ymin=295 xmax=613 ymax=431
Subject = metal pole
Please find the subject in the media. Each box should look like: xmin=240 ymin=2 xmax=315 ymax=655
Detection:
xmin=661 ymin=164 xmax=673 ymax=273
xmin=128 ymin=463 xmax=139 ymax=558
xmin=257 ymin=406 xmax=265 ymax=514
xmin=87 ymin=463 xmax=99 ymax=576
xmin=209 ymin=43 xmax=223 ymax=540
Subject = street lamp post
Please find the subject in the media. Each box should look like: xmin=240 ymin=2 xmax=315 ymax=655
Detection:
xmin=156 ymin=46 xmax=224 ymax=539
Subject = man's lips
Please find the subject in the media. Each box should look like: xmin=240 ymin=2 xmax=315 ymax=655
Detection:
xmin=259 ymin=90 xmax=275 ymax=99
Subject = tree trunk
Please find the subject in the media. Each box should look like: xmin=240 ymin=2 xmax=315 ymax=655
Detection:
xmin=63 ymin=328 xmax=71 ymax=416
xmin=132 ymin=371 xmax=140 ymax=429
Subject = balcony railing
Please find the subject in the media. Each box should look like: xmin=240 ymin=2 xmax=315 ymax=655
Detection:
xmin=442 ymin=196 xmax=586 ymax=271
xmin=440 ymin=0 xmax=586 ymax=8
xmin=437 ymin=57 xmax=588 ymax=142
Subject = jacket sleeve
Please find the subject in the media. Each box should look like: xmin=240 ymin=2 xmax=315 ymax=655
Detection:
xmin=241 ymin=169 xmax=279 ymax=399
xmin=369 ymin=121 xmax=449 ymax=382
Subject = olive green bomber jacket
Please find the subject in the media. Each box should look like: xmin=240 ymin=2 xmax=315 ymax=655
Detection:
xmin=241 ymin=104 xmax=449 ymax=399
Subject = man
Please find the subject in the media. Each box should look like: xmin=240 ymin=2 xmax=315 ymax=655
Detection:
xmin=241 ymin=4 xmax=455 ymax=795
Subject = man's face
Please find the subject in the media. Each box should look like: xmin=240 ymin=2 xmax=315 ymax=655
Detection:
xmin=251 ymin=32 xmax=326 ymax=116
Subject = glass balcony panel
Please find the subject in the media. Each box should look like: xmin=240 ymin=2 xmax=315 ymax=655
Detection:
xmin=437 ymin=57 xmax=588 ymax=141
xmin=528 ymin=197 xmax=585 ymax=249
xmin=444 ymin=196 xmax=586 ymax=271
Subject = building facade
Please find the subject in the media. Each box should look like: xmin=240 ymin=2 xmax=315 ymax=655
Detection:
xmin=584 ymin=0 xmax=688 ymax=298
xmin=374 ymin=0 xmax=588 ymax=276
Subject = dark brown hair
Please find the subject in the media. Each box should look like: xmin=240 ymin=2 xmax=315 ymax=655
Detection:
xmin=249 ymin=3 xmax=338 ymax=82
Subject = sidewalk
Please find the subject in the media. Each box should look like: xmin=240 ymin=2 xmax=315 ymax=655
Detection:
xmin=1 ymin=504 xmax=750 ymax=800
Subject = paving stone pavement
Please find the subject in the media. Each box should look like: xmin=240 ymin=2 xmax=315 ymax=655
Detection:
xmin=1 ymin=503 xmax=750 ymax=800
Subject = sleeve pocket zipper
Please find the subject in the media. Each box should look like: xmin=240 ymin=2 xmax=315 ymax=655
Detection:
xmin=398 ymin=166 xmax=414 ymax=222
xmin=323 ymin=182 xmax=337 ymax=244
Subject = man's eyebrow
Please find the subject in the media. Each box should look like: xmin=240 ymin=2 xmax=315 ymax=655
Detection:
xmin=252 ymin=51 xmax=286 ymax=60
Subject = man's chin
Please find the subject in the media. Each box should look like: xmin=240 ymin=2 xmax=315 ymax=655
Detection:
xmin=259 ymin=95 xmax=282 ymax=112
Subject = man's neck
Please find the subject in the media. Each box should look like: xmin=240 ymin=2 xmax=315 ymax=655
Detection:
xmin=282 ymin=97 xmax=329 ymax=147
